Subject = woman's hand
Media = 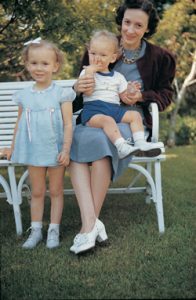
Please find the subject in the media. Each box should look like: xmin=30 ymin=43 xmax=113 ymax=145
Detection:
xmin=120 ymin=81 xmax=143 ymax=105
xmin=121 ymin=91 xmax=143 ymax=105
xmin=121 ymin=90 xmax=143 ymax=105
xmin=74 ymin=73 xmax=95 ymax=94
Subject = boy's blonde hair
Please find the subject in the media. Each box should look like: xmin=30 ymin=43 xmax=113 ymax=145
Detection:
xmin=22 ymin=39 xmax=64 ymax=73
xmin=89 ymin=30 xmax=120 ymax=54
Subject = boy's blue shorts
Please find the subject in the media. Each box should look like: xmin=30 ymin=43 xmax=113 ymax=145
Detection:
xmin=81 ymin=100 xmax=128 ymax=124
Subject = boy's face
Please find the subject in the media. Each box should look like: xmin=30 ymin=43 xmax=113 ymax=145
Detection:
xmin=88 ymin=37 xmax=118 ymax=72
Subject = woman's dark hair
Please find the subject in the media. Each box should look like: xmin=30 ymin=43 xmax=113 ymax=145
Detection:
xmin=115 ymin=0 xmax=159 ymax=38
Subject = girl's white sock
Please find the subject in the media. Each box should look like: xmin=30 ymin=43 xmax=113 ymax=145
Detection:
xmin=48 ymin=223 xmax=60 ymax=232
xmin=31 ymin=221 xmax=42 ymax=229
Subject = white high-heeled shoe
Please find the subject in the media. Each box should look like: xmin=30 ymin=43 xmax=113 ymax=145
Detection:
xmin=70 ymin=219 xmax=108 ymax=254
xmin=70 ymin=231 xmax=107 ymax=253
xmin=70 ymin=233 xmax=81 ymax=253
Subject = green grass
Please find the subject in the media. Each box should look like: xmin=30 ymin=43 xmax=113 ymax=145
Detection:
xmin=1 ymin=145 xmax=196 ymax=299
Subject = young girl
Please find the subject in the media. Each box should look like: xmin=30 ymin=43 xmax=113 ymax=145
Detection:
xmin=80 ymin=30 xmax=163 ymax=160
xmin=10 ymin=38 xmax=76 ymax=249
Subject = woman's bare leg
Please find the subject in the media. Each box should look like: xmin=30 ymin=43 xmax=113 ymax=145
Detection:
xmin=69 ymin=161 xmax=97 ymax=233
xmin=90 ymin=157 xmax=111 ymax=216
xmin=69 ymin=158 xmax=111 ymax=232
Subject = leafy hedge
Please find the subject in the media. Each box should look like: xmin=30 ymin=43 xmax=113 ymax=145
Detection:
xmin=159 ymin=114 xmax=196 ymax=145
xmin=176 ymin=116 xmax=196 ymax=145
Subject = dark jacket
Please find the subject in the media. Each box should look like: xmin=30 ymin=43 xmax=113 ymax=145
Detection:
xmin=73 ymin=40 xmax=176 ymax=129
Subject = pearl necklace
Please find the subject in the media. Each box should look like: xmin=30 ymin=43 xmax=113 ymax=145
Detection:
xmin=121 ymin=43 xmax=142 ymax=64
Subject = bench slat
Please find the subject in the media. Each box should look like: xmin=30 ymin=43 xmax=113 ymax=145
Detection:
xmin=0 ymin=79 xmax=76 ymax=89
xmin=0 ymin=107 xmax=18 ymax=112
xmin=0 ymin=95 xmax=15 ymax=100
xmin=0 ymin=91 xmax=18 ymax=96
xmin=0 ymin=112 xmax=18 ymax=117
xmin=0 ymin=141 xmax=12 ymax=146
xmin=0 ymin=129 xmax=14 ymax=141
xmin=0 ymin=124 xmax=15 ymax=129
xmin=0 ymin=81 xmax=34 ymax=90
xmin=0 ymin=117 xmax=17 ymax=123
xmin=0 ymin=100 xmax=16 ymax=105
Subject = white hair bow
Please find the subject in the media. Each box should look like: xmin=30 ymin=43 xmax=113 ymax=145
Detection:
xmin=24 ymin=37 xmax=42 ymax=46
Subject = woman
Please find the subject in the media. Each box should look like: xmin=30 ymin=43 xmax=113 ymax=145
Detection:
xmin=69 ymin=0 xmax=176 ymax=254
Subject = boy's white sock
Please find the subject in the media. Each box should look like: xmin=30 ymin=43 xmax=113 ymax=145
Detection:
xmin=31 ymin=221 xmax=42 ymax=229
xmin=114 ymin=137 xmax=125 ymax=149
xmin=133 ymin=131 xmax=145 ymax=145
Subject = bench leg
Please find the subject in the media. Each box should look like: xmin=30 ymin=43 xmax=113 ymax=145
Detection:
xmin=154 ymin=161 xmax=165 ymax=234
xmin=8 ymin=166 xmax=23 ymax=236
xmin=145 ymin=162 xmax=153 ymax=204
xmin=18 ymin=169 xmax=30 ymax=204
xmin=128 ymin=161 xmax=165 ymax=234
xmin=0 ymin=174 xmax=12 ymax=204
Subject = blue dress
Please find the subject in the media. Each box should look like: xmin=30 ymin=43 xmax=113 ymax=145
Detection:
xmin=11 ymin=82 xmax=76 ymax=167
xmin=71 ymin=123 xmax=135 ymax=181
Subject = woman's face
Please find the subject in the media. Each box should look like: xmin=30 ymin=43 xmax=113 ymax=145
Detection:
xmin=121 ymin=9 xmax=149 ymax=49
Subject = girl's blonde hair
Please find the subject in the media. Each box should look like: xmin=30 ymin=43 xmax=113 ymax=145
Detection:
xmin=89 ymin=30 xmax=120 ymax=54
xmin=22 ymin=39 xmax=64 ymax=73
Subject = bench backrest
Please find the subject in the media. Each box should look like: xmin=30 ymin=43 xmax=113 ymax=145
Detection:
xmin=0 ymin=80 xmax=76 ymax=148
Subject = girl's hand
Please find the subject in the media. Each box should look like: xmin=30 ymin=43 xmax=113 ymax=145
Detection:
xmin=58 ymin=151 xmax=70 ymax=167
xmin=6 ymin=148 xmax=13 ymax=160
xmin=74 ymin=73 xmax=95 ymax=94
xmin=0 ymin=147 xmax=12 ymax=160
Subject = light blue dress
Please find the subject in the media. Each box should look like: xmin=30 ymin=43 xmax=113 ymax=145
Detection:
xmin=11 ymin=82 xmax=76 ymax=167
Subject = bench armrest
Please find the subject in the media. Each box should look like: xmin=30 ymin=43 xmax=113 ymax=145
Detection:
xmin=149 ymin=103 xmax=159 ymax=142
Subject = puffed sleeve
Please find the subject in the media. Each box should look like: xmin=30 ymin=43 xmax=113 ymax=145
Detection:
xmin=12 ymin=90 xmax=23 ymax=106
xmin=59 ymin=87 xmax=76 ymax=103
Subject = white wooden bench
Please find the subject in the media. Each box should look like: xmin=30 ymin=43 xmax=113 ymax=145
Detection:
xmin=0 ymin=80 xmax=166 ymax=236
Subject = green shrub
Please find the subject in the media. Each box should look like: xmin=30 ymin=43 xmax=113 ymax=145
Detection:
xmin=159 ymin=112 xmax=170 ymax=144
xmin=159 ymin=113 xmax=196 ymax=146
xmin=176 ymin=116 xmax=196 ymax=145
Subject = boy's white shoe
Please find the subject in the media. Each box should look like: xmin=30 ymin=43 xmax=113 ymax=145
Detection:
xmin=135 ymin=141 xmax=164 ymax=157
xmin=46 ymin=228 xmax=60 ymax=249
xmin=117 ymin=142 xmax=141 ymax=159
xmin=22 ymin=227 xmax=42 ymax=249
